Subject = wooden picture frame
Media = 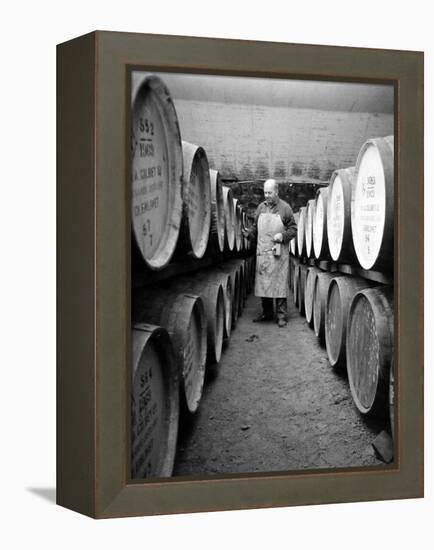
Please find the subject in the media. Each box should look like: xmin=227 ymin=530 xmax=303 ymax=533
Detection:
xmin=57 ymin=31 xmax=424 ymax=518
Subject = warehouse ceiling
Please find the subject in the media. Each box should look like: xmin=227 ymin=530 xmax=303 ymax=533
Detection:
xmin=149 ymin=72 xmax=393 ymax=114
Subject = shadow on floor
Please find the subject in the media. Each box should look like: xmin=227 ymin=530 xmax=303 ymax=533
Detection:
xmin=27 ymin=488 xmax=56 ymax=504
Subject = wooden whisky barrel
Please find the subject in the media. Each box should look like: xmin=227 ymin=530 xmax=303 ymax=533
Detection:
xmin=222 ymin=186 xmax=235 ymax=251
xmin=168 ymin=278 xmax=226 ymax=365
xmin=325 ymin=276 xmax=375 ymax=369
xmin=131 ymin=324 xmax=179 ymax=478
xmin=351 ymin=136 xmax=394 ymax=272
xmin=218 ymin=265 xmax=240 ymax=326
xmin=132 ymin=289 xmax=207 ymax=414
xmin=313 ymin=272 xmax=343 ymax=343
xmin=176 ymin=141 xmax=212 ymax=259
xmin=131 ymin=75 xmax=183 ymax=270
xmin=346 ymin=286 xmax=394 ymax=415
xmin=305 ymin=199 xmax=316 ymax=258
xmin=297 ymin=207 xmax=307 ymax=258
xmin=195 ymin=269 xmax=233 ymax=339
xmin=326 ymin=167 xmax=356 ymax=263
xmin=209 ymin=169 xmax=225 ymax=253
xmin=225 ymin=259 xmax=245 ymax=316
xmin=313 ymin=187 xmax=329 ymax=260
xmin=304 ymin=266 xmax=321 ymax=325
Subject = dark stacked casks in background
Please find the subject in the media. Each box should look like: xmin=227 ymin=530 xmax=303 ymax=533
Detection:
xmin=209 ymin=169 xmax=225 ymax=254
xmin=222 ymin=186 xmax=235 ymax=252
xmin=289 ymin=135 xmax=394 ymax=433
xmin=233 ymin=198 xmax=243 ymax=253
xmin=297 ymin=264 xmax=308 ymax=316
xmin=130 ymin=75 xmax=256 ymax=480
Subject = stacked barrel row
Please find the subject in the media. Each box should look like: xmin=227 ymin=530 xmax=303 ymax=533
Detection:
xmin=290 ymin=135 xmax=394 ymax=435
xmin=131 ymin=74 xmax=253 ymax=272
xmin=130 ymin=73 xmax=257 ymax=479
xmin=291 ymin=135 xmax=394 ymax=272
xmin=131 ymin=257 xmax=255 ymax=479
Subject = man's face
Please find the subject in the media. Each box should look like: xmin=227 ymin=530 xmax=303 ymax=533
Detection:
xmin=264 ymin=181 xmax=278 ymax=205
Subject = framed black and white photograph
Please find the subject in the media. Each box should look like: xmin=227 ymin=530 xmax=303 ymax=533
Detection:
xmin=57 ymin=31 xmax=423 ymax=518
xmin=130 ymin=70 xmax=395 ymax=479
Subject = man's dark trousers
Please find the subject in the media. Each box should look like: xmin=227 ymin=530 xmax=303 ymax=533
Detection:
xmin=261 ymin=297 xmax=287 ymax=321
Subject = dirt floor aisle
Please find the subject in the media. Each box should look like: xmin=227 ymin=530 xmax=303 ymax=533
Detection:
xmin=173 ymin=293 xmax=383 ymax=476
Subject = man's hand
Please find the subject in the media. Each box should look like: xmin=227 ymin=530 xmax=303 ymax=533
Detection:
xmin=241 ymin=228 xmax=250 ymax=238
xmin=273 ymin=233 xmax=283 ymax=243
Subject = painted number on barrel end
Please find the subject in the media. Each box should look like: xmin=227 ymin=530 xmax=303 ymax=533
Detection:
xmin=354 ymin=145 xmax=386 ymax=269
xmin=131 ymin=90 xmax=170 ymax=261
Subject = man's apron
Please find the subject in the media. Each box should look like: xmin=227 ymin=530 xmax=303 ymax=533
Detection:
xmin=254 ymin=212 xmax=289 ymax=298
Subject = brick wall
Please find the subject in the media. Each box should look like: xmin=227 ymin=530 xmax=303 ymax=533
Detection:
xmin=174 ymin=99 xmax=393 ymax=182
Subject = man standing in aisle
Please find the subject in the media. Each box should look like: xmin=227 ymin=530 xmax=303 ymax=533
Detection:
xmin=242 ymin=179 xmax=297 ymax=328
